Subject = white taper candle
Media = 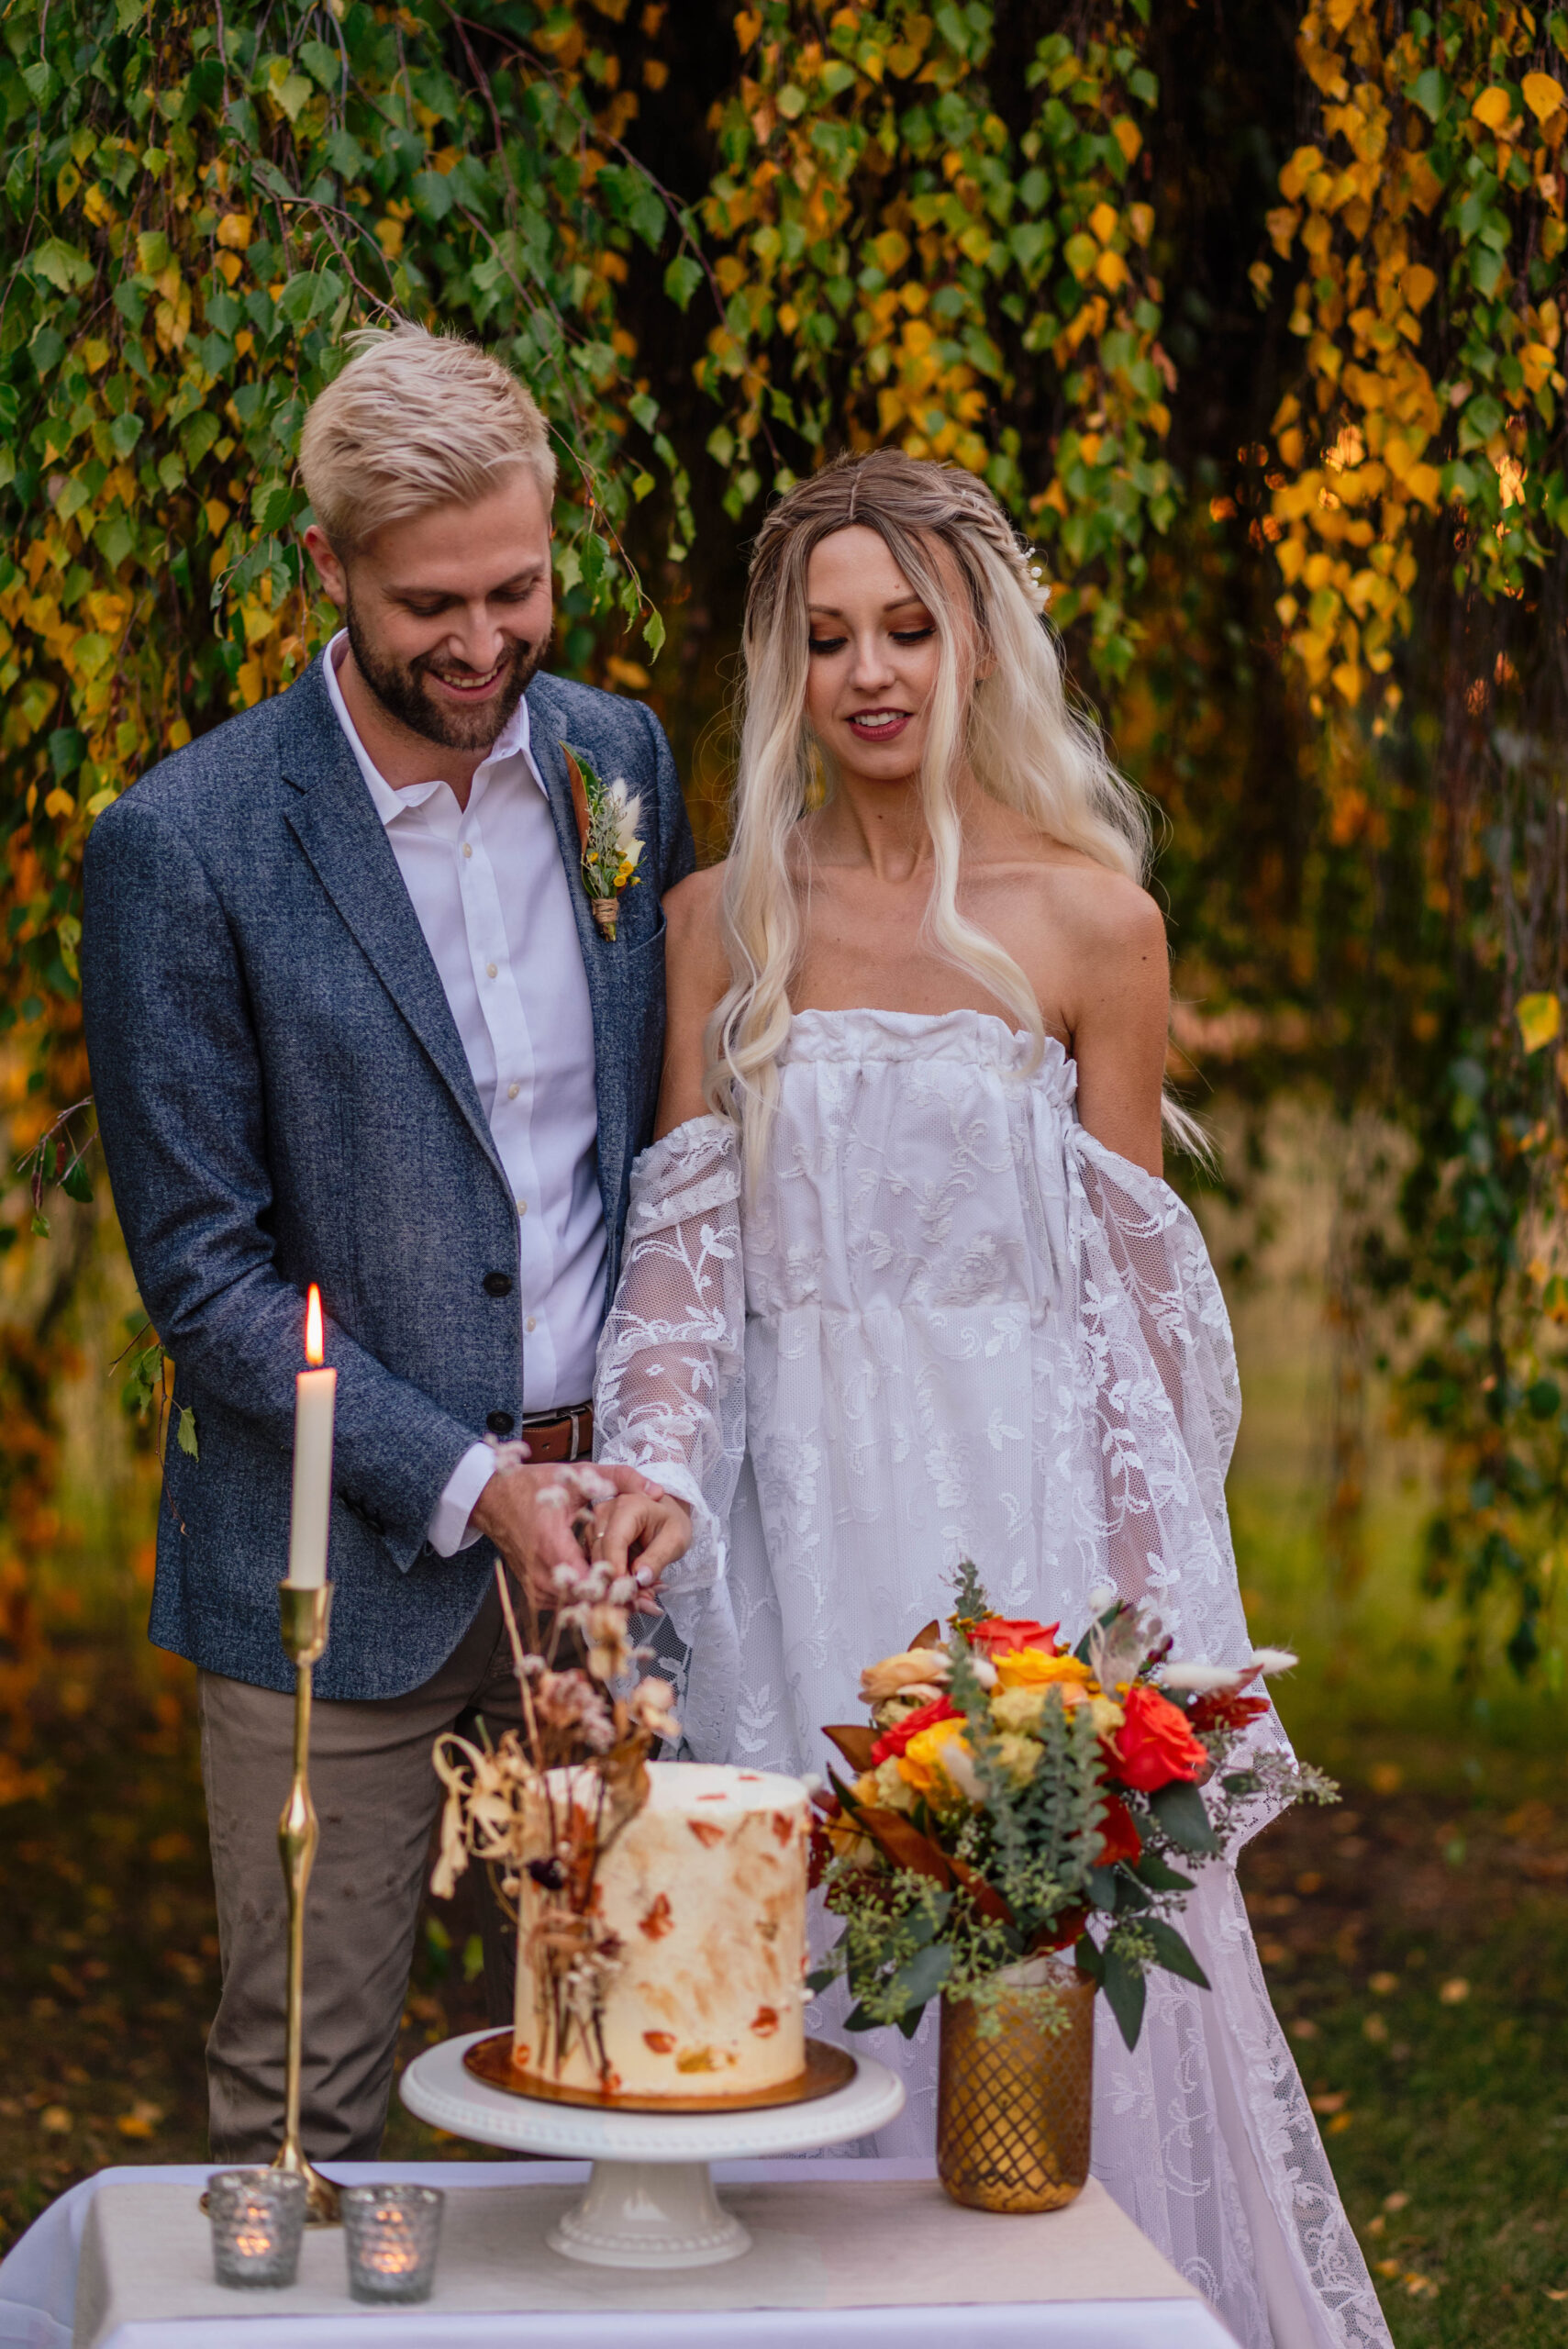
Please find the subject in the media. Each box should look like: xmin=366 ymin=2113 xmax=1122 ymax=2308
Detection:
xmin=286 ymin=1284 xmax=336 ymax=1590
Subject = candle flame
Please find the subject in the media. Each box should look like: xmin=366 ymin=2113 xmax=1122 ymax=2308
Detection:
xmin=306 ymin=1284 xmax=324 ymax=1367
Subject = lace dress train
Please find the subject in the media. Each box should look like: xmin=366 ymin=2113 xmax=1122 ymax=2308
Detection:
xmin=595 ymin=1008 xmax=1390 ymax=2349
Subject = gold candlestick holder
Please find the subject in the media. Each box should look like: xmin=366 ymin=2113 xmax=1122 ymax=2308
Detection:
xmin=271 ymin=1580 xmax=339 ymax=2224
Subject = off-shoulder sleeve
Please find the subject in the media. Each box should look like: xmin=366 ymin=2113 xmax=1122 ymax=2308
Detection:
xmin=593 ymin=1114 xmax=745 ymax=1758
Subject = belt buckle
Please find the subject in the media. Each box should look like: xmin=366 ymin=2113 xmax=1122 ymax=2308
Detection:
xmin=567 ymin=1409 xmax=584 ymax=1463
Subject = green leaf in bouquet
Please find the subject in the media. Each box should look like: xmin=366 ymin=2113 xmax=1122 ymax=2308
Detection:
xmin=805 ymin=1965 xmax=840 ymax=1993
xmin=1073 ymin=1932 xmax=1104 ymax=1984
xmin=1109 ymin=1866 xmax=1151 ymax=1912
xmin=1132 ymin=1848 xmax=1195 ymax=1893
xmin=887 ymin=1937 xmax=953 ymax=2022
xmin=1149 ymin=1779 xmax=1220 ymax=1855
xmin=1100 ymin=1933 xmax=1147 ymax=2050
xmin=1087 ymin=1865 xmax=1118 ymax=1912
xmin=1141 ymin=1917 xmax=1211 ymax=1992
xmin=1221 ymin=1771 xmax=1260 ymax=1795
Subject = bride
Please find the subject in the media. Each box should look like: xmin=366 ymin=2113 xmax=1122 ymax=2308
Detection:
xmin=591 ymin=450 xmax=1390 ymax=2349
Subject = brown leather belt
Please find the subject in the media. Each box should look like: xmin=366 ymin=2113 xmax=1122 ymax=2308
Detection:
xmin=518 ymin=1403 xmax=594 ymax=1464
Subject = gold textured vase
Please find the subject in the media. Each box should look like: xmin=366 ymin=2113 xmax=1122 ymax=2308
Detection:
xmin=937 ymin=1955 xmax=1095 ymax=2213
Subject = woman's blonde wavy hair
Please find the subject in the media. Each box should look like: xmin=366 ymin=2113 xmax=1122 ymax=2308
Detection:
xmin=706 ymin=449 xmax=1191 ymax=1163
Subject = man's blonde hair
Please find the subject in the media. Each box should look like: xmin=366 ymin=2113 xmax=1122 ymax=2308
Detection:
xmin=299 ymin=323 xmax=557 ymax=552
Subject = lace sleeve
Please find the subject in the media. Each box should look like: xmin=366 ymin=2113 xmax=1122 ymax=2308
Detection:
xmin=593 ymin=1114 xmax=746 ymax=1759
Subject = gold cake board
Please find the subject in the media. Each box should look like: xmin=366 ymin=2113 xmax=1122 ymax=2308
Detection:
xmin=463 ymin=2030 xmax=855 ymax=2115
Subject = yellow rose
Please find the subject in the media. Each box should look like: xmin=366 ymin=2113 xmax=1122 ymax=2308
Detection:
xmin=994 ymin=1647 xmax=1096 ymax=1692
xmin=1089 ymin=1694 xmax=1126 ymax=1737
xmin=898 ymin=1715 xmax=979 ymax=1803
xmin=991 ymin=1685 xmax=1047 ymax=1734
xmin=994 ymin=1732 xmax=1040 ymax=1788
xmin=871 ymin=1756 xmax=918 ymax=1812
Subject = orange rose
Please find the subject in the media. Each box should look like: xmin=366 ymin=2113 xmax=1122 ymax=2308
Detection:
xmin=1095 ymin=1793 xmax=1142 ymax=1869
xmin=1110 ymin=1682 xmax=1210 ymax=1792
xmin=870 ymin=1694 xmax=960 ymax=1766
xmin=968 ymin=1616 xmax=1061 ymax=1655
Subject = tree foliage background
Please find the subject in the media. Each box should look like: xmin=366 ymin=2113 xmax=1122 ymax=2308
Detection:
xmin=2 ymin=0 xmax=1567 ymax=1783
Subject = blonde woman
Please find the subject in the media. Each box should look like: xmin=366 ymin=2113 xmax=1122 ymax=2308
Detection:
xmin=594 ymin=451 xmax=1388 ymax=2349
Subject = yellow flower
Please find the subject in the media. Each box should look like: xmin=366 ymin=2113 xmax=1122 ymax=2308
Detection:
xmin=897 ymin=1715 xmax=978 ymax=1803
xmin=994 ymin=1732 xmax=1040 ymax=1788
xmin=995 ymin=1647 xmax=1096 ymax=1692
xmin=1089 ymin=1695 xmax=1126 ymax=1737
xmin=991 ymin=1685 xmax=1047 ymax=1734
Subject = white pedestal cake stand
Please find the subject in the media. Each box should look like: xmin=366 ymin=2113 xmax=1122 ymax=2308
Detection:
xmin=400 ymin=2029 xmax=904 ymax=2270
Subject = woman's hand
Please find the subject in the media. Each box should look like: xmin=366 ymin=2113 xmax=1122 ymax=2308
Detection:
xmin=588 ymin=1486 xmax=694 ymax=1602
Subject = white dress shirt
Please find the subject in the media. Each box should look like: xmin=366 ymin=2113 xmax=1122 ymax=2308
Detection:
xmin=324 ymin=634 xmax=605 ymax=1553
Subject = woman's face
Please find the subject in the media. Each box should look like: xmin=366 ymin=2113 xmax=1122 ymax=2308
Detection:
xmin=802 ymin=525 xmax=947 ymax=786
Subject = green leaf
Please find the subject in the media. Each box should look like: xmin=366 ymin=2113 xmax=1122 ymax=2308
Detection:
xmin=1132 ymin=1848 xmax=1195 ymax=1892
xmin=1142 ymin=1918 xmax=1211 ymax=1991
xmin=888 ymin=1938 xmax=953 ymax=2015
xmin=31 ymin=238 xmax=94 ymax=293
xmin=301 ymin=39 xmax=339 ymax=89
xmin=61 ymin=1157 xmax=95 ymax=1205
xmin=1100 ymin=1934 xmax=1147 ymax=2049
xmin=664 ymin=254 xmax=703 ymax=311
xmin=1149 ymin=1779 xmax=1220 ymax=1855
xmin=32 ymin=1211 xmax=50 ymax=1241
xmin=642 ymin=608 xmax=666 ymax=660
xmin=176 ymin=1405 xmax=199 ymax=1460
xmin=1407 ymin=67 xmax=1448 ymax=121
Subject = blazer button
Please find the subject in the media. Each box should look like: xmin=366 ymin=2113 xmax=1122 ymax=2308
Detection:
xmin=486 ymin=1409 xmax=516 ymax=1436
xmin=483 ymin=1271 xmax=514 ymax=1297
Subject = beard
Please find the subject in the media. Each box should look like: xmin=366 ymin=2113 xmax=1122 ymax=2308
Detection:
xmin=345 ymin=597 xmax=544 ymax=754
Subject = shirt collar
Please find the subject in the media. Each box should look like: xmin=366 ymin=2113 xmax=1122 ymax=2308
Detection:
xmin=324 ymin=630 xmax=540 ymax=830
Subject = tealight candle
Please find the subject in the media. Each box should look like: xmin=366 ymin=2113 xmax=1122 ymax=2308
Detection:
xmin=285 ymin=1284 xmax=336 ymax=1589
xmin=207 ymin=2168 xmax=307 ymax=2288
xmin=341 ymin=2184 xmax=444 ymax=2304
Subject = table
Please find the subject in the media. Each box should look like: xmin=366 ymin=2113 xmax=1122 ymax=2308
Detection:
xmin=0 ymin=2159 xmax=1240 ymax=2349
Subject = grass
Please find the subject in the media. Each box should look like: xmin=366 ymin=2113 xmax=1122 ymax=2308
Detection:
xmin=2 ymin=1141 xmax=1565 ymax=2336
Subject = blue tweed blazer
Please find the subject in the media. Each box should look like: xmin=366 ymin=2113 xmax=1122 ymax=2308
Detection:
xmin=81 ymin=655 xmax=695 ymax=1699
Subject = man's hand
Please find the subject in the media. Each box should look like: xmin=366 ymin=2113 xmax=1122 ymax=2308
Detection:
xmin=469 ymin=1462 xmax=665 ymax=1609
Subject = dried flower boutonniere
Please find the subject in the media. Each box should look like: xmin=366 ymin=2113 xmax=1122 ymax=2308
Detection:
xmin=562 ymin=743 xmax=643 ymax=941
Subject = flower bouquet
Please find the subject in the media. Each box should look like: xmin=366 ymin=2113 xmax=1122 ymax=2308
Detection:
xmin=811 ymin=1563 xmax=1334 ymax=2054
xmin=430 ymin=1463 xmax=677 ymax=2084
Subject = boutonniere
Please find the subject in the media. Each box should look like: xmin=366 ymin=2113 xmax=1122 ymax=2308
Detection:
xmin=562 ymin=743 xmax=644 ymax=942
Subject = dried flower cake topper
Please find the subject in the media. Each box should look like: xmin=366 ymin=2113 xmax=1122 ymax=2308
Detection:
xmin=562 ymin=742 xmax=644 ymax=941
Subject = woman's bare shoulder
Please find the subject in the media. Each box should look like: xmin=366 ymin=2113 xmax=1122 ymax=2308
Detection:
xmin=662 ymin=863 xmax=732 ymax=1001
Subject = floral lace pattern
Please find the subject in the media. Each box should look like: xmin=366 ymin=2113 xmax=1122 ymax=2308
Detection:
xmin=595 ymin=1007 xmax=1390 ymax=2349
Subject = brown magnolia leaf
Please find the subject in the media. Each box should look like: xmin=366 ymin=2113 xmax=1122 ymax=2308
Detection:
xmin=909 ymin=1620 xmax=943 ymax=1651
xmin=821 ymin=1722 xmax=877 ymax=1772
xmin=949 ymin=1852 xmax=1014 ymax=1926
xmin=856 ymin=1807 xmax=954 ymax=1888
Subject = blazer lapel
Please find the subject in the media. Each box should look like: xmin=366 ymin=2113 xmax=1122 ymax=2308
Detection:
xmin=526 ymin=676 xmax=632 ymax=1261
xmin=277 ymin=661 xmax=507 ymax=1189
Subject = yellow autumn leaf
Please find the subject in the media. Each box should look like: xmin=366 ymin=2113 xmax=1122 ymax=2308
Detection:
xmin=1088 ymin=201 xmax=1118 ymax=246
xmin=1094 ymin=247 xmax=1129 ymax=293
xmin=1403 ymin=264 xmax=1437 ymax=313
xmin=1522 ymin=72 xmax=1566 ymax=123
xmin=1111 ymin=117 xmax=1140 ymax=165
xmin=1518 ymin=993 xmax=1562 ymax=1052
xmin=44 ymin=787 xmax=77 ymax=820
xmin=1471 ymin=86 xmax=1513 ymax=131
xmin=217 ymin=210 xmax=251 ymax=250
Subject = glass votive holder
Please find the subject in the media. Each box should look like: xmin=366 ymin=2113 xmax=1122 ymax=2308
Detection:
xmin=341 ymin=2184 xmax=444 ymax=2304
xmin=206 ymin=2167 xmax=308 ymax=2288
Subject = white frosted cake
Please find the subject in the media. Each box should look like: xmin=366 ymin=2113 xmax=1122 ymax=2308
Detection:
xmin=515 ymin=1762 xmax=810 ymax=2100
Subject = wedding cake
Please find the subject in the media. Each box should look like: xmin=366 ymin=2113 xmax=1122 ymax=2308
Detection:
xmin=514 ymin=1762 xmax=810 ymax=2100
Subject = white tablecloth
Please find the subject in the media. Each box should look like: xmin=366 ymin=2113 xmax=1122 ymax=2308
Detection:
xmin=0 ymin=2160 xmax=1237 ymax=2349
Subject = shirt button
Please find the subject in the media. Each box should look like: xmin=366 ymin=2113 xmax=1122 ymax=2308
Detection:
xmin=486 ymin=961 xmax=497 ymax=979
xmin=526 ymin=1316 xmax=537 ymax=1333
xmin=462 ymin=842 xmax=473 ymax=859
xmin=507 ymin=1082 xmax=519 ymax=1100
xmin=517 ymin=1199 xmax=528 ymax=1216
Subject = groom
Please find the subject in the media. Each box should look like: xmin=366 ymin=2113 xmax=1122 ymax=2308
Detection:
xmin=81 ymin=324 xmax=694 ymax=2161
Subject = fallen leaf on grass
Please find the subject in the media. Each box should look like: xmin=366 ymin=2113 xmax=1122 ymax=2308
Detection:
xmin=1368 ymin=1971 xmax=1398 ymax=1995
xmin=1310 ymin=2091 xmax=1348 ymax=2115
xmin=1404 ymin=2273 xmax=1439 ymax=2298
xmin=39 ymin=2107 xmax=71 ymax=2134
xmin=117 ymin=2102 xmax=163 ymax=2140
xmin=1438 ymin=1976 xmax=1470 ymax=2004
xmin=1375 ymin=2259 xmax=1401 ymax=2278
xmin=1362 ymin=2014 xmax=1388 ymax=2043
xmin=1384 ymin=2191 xmax=1410 ymax=2211
xmin=1545 ymin=2289 xmax=1568 ymax=2302
xmin=1289 ymin=2017 xmax=1318 ymax=2041
xmin=1328 ymin=2111 xmax=1354 ymax=2133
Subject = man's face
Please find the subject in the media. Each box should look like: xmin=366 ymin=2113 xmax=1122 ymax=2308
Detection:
xmin=306 ymin=468 xmax=554 ymax=752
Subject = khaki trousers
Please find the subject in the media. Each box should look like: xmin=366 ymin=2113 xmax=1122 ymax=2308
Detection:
xmin=198 ymin=1585 xmax=525 ymax=2164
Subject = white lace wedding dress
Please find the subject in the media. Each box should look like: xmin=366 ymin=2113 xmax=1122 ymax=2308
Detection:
xmin=594 ymin=1007 xmax=1390 ymax=2349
